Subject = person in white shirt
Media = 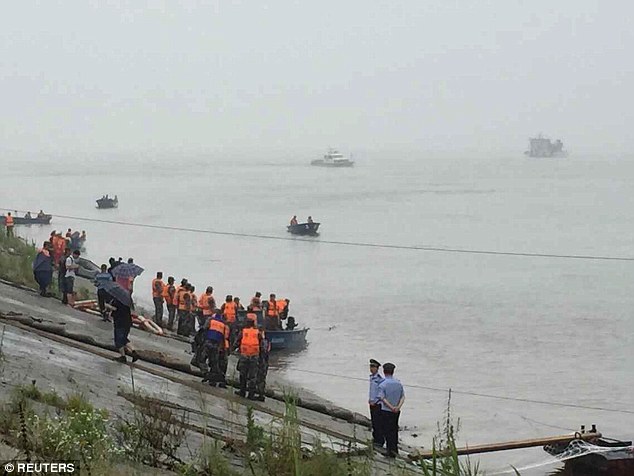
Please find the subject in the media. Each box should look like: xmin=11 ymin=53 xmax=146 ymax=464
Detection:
xmin=64 ymin=250 xmax=81 ymax=306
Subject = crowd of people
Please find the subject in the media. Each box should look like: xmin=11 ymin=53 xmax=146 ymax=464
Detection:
xmin=149 ymin=273 xmax=291 ymax=401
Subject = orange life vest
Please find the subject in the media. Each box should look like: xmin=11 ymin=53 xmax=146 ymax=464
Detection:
xmin=200 ymin=293 xmax=215 ymax=316
xmin=223 ymin=301 xmax=237 ymax=323
xmin=190 ymin=293 xmax=197 ymax=311
xmin=267 ymin=300 xmax=278 ymax=317
xmin=173 ymin=286 xmax=183 ymax=307
xmin=250 ymin=296 xmax=261 ymax=310
xmin=5 ymin=215 xmax=14 ymax=227
xmin=163 ymin=284 xmax=175 ymax=303
xmin=208 ymin=318 xmax=226 ymax=343
xmin=240 ymin=327 xmax=260 ymax=356
xmin=152 ymin=279 xmax=165 ymax=298
xmin=276 ymin=299 xmax=287 ymax=314
xmin=223 ymin=325 xmax=230 ymax=350
xmin=178 ymin=290 xmax=191 ymax=311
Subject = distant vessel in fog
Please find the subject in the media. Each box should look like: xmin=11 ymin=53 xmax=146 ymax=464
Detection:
xmin=311 ymin=149 xmax=354 ymax=167
xmin=525 ymin=135 xmax=567 ymax=158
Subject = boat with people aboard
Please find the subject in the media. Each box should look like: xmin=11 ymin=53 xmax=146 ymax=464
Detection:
xmin=287 ymin=215 xmax=320 ymax=236
xmin=311 ymin=148 xmax=354 ymax=167
xmin=236 ymin=309 xmax=308 ymax=351
xmin=12 ymin=211 xmax=52 ymax=225
xmin=96 ymin=195 xmax=118 ymax=209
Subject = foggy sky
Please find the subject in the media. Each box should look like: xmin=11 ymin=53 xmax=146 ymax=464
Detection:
xmin=1 ymin=1 xmax=632 ymax=156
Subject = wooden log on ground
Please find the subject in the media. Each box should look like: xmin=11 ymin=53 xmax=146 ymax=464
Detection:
xmin=408 ymin=431 xmax=602 ymax=460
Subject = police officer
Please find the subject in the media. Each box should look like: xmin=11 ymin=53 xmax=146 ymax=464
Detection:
xmin=234 ymin=319 xmax=262 ymax=400
xmin=368 ymin=359 xmax=385 ymax=449
xmin=255 ymin=327 xmax=271 ymax=402
xmin=377 ymin=362 xmax=405 ymax=458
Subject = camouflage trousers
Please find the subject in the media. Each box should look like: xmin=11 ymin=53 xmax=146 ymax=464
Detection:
xmin=237 ymin=355 xmax=258 ymax=395
xmin=256 ymin=358 xmax=269 ymax=396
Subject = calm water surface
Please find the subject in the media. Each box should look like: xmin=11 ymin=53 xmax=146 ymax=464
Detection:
xmin=3 ymin=153 xmax=633 ymax=475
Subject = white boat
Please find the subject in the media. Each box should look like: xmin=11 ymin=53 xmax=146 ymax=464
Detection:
xmin=311 ymin=149 xmax=354 ymax=167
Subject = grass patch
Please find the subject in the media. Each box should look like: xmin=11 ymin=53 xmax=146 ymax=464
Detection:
xmin=0 ymin=232 xmax=39 ymax=288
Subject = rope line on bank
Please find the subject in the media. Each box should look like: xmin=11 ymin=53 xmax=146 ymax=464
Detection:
xmin=2 ymin=207 xmax=634 ymax=262
xmin=286 ymin=367 xmax=634 ymax=416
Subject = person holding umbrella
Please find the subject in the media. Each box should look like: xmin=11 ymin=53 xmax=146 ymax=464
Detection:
xmin=110 ymin=258 xmax=144 ymax=296
xmin=102 ymin=281 xmax=140 ymax=363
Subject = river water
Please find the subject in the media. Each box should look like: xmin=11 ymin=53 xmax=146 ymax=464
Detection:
xmin=3 ymin=152 xmax=633 ymax=474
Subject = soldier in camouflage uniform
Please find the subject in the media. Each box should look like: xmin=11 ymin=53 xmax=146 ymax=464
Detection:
xmin=255 ymin=328 xmax=270 ymax=402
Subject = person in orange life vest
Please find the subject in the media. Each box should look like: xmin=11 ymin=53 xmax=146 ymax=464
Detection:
xmin=265 ymin=293 xmax=280 ymax=330
xmin=198 ymin=286 xmax=216 ymax=328
xmin=177 ymin=284 xmax=193 ymax=336
xmin=201 ymin=313 xmax=228 ymax=387
xmin=233 ymin=296 xmax=245 ymax=311
xmin=190 ymin=285 xmax=199 ymax=329
xmin=220 ymin=295 xmax=238 ymax=346
xmin=4 ymin=213 xmax=14 ymax=238
xmin=151 ymin=271 xmax=165 ymax=326
xmin=163 ymin=276 xmax=177 ymax=330
xmin=255 ymin=327 xmax=271 ymax=401
xmin=248 ymin=292 xmax=262 ymax=311
xmin=218 ymin=313 xmax=231 ymax=383
xmin=290 ymin=215 xmax=298 ymax=226
xmin=233 ymin=319 xmax=262 ymax=399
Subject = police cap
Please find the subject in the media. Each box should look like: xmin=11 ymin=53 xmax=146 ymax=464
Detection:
xmin=369 ymin=359 xmax=381 ymax=368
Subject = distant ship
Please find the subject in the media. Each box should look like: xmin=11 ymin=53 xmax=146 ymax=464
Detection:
xmin=524 ymin=135 xmax=568 ymax=158
xmin=311 ymin=149 xmax=354 ymax=167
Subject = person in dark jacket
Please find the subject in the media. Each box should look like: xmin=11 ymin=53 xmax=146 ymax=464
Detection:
xmin=57 ymin=248 xmax=71 ymax=304
xmin=32 ymin=242 xmax=54 ymax=296
xmin=106 ymin=297 xmax=140 ymax=363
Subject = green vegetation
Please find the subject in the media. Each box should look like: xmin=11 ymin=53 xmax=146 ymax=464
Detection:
xmin=0 ymin=381 xmax=499 ymax=475
xmin=416 ymin=391 xmax=484 ymax=476
xmin=0 ymin=231 xmax=39 ymax=288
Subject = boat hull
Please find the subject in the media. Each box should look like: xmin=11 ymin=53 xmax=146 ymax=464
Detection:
xmin=96 ymin=199 xmax=118 ymax=209
xmin=12 ymin=215 xmax=52 ymax=225
xmin=287 ymin=222 xmax=320 ymax=236
xmin=235 ymin=310 xmax=308 ymax=351
xmin=310 ymin=160 xmax=354 ymax=167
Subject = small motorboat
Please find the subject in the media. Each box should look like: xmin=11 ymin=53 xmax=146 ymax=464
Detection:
xmin=236 ymin=310 xmax=308 ymax=351
xmin=12 ymin=214 xmax=52 ymax=225
xmin=287 ymin=222 xmax=320 ymax=236
xmin=96 ymin=196 xmax=118 ymax=209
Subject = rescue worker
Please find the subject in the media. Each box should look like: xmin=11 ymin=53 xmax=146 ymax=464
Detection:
xmin=255 ymin=327 xmax=271 ymax=402
xmin=198 ymin=286 xmax=216 ymax=328
xmin=265 ymin=293 xmax=280 ymax=330
xmin=190 ymin=285 xmax=199 ymax=330
xmin=276 ymin=298 xmax=288 ymax=321
xmin=4 ymin=212 xmax=14 ymax=238
xmin=248 ymin=292 xmax=262 ymax=311
xmin=201 ymin=313 xmax=228 ymax=387
xmin=233 ymin=296 xmax=245 ymax=311
xmin=218 ymin=313 xmax=230 ymax=387
xmin=307 ymin=216 xmax=314 ymax=224
xmin=177 ymin=283 xmax=193 ymax=336
xmin=163 ymin=276 xmax=177 ymax=330
xmin=368 ymin=359 xmax=385 ymax=449
xmin=234 ymin=319 xmax=262 ymax=400
xmin=220 ymin=295 xmax=238 ymax=346
xmin=290 ymin=215 xmax=298 ymax=226
xmin=152 ymin=271 xmax=165 ymax=326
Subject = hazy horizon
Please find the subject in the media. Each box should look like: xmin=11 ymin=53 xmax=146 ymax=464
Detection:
xmin=2 ymin=1 xmax=632 ymax=156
